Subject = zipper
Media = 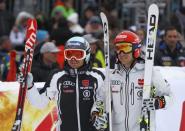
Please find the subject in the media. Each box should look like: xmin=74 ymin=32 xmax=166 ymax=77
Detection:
xmin=120 ymin=82 xmax=124 ymax=105
xmin=75 ymin=69 xmax=81 ymax=131
xmin=130 ymin=82 xmax=134 ymax=105
xmin=120 ymin=63 xmax=136 ymax=131
xmin=125 ymin=72 xmax=130 ymax=131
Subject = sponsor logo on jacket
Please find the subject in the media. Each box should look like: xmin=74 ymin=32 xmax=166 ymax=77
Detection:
xmin=63 ymin=89 xmax=74 ymax=93
xmin=82 ymin=80 xmax=89 ymax=87
xmin=111 ymin=80 xmax=121 ymax=85
xmin=137 ymin=90 xmax=143 ymax=98
xmin=63 ymin=81 xmax=75 ymax=86
xmin=138 ymin=79 xmax=144 ymax=86
xmin=60 ymin=81 xmax=75 ymax=91
xmin=82 ymin=90 xmax=91 ymax=100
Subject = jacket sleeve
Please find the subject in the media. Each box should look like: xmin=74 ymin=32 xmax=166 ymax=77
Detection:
xmin=27 ymin=71 xmax=62 ymax=109
xmin=91 ymin=69 xmax=106 ymax=115
xmin=27 ymin=85 xmax=50 ymax=109
xmin=152 ymin=68 xmax=173 ymax=109
xmin=95 ymin=74 xmax=106 ymax=104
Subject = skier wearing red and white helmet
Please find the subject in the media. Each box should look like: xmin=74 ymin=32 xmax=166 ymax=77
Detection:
xmin=110 ymin=30 xmax=172 ymax=131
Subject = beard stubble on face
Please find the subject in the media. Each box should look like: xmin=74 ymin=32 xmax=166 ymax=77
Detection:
xmin=67 ymin=59 xmax=84 ymax=69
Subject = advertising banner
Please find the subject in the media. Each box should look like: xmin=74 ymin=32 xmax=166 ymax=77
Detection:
xmin=0 ymin=82 xmax=57 ymax=131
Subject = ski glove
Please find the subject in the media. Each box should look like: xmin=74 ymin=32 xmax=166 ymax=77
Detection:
xmin=142 ymin=96 xmax=166 ymax=112
xmin=93 ymin=112 xmax=108 ymax=131
xmin=17 ymin=72 xmax=34 ymax=89
xmin=91 ymin=100 xmax=104 ymax=116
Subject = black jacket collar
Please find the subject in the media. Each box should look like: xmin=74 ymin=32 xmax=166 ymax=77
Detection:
xmin=64 ymin=61 xmax=91 ymax=77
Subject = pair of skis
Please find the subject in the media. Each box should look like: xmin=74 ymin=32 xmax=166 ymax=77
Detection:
xmin=100 ymin=3 xmax=159 ymax=131
xmin=12 ymin=19 xmax=37 ymax=131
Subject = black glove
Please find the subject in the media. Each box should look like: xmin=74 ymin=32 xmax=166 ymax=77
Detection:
xmin=91 ymin=100 xmax=104 ymax=117
xmin=142 ymin=96 xmax=166 ymax=112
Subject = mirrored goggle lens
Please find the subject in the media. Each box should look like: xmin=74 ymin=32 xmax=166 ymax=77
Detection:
xmin=64 ymin=49 xmax=86 ymax=60
xmin=115 ymin=43 xmax=132 ymax=54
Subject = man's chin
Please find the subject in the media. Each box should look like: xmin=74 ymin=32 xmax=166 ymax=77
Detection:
xmin=70 ymin=64 xmax=79 ymax=69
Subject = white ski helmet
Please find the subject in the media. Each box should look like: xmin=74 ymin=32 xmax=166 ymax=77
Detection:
xmin=65 ymin=36 xmax=91 ymax=64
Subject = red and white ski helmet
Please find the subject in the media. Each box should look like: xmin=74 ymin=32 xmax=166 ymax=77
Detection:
xmin=114 ymin=30 xmax=141 ymax=58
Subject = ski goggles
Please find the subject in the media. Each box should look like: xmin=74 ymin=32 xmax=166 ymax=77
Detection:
xmin=64 ymin=49 xmax=86 ymax=60
xmin=115 ymin=43 xmax=133 ymax=54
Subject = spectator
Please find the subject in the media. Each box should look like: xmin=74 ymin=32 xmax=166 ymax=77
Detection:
xmin=36 ymin=30 xmax=49 ymax=44
xmin=171 ymin=7 xmax=185 ymax=37
xmin=35 ymin=11 xmax=50 ymax=45
xmin=49 ymin=6 xmax=73 ymax=46
xmin=49 ymin=8 xmax=74 ymax=69
xmin=0 ymin=0 xmax=15 ymax=37
xmin=67 ymin=12 xmax=84 ymax=35
xmin=9 ymin=25 xmax=25 ymax=49
xmin=35 ymin=11 xmax=49 ymax=30
xmin=80 ymin=6 xmax=97 ymax=27
xmin=31 ymin=42 xmax=60 ymax=82
xmin=10 ymin=11 xmax=33 ymax=51
xmin=0 ymin=36 xmax=17 ymax=81
xmin=154 ymin=26 xmax=185 ymax=66
xmin=84 ymin=16 xmax=103 ymax=38
xmin=83 ymin=34 xmax=105 ymax=68
xmin=51 ymin=0 xmax=74 ymax=20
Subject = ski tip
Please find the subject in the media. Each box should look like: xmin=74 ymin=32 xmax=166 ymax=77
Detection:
xmin=100 ymin=12 xmax=105 ymax=18
xmin=25 ymin=19 xmax=37 ymax=40
xmin=27 ymin=19 xmax=37 ymax=32
xmin=149 ymin=3 xmax=159 ymax=10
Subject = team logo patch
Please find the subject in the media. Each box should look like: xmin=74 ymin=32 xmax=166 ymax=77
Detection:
xmin=137 ymin=90 xmax=143 ymax=98
xmin=82 ymin=80 xmax=89 ymax=87
xmin=138 ymin=79 xmax=144 ymax=86
xmin=117 ymin=34 xmax=127 ymax=39
xmin=83 ymin=90 xmax=90 ymax=98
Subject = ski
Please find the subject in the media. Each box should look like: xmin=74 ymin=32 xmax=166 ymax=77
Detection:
xmin=140 ymin=4 xmax=159 ymax=131
xmin=100 ymin=12 xmax=112 ymax=131
xmin=12 ymin=19 xmax=37 ymax=131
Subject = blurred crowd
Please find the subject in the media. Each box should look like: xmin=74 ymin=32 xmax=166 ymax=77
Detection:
xmin=0 ymin=0 xmax=185 ymax=82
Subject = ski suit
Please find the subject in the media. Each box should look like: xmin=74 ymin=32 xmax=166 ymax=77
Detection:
xmin=111 ymin=60 xmax=172 ymax=131
xmin=26 ymin=64 xmax=106 ymax=131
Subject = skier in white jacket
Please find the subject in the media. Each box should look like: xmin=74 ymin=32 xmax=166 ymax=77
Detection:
xmin=110 ymin=30 xmax=172 ymax=131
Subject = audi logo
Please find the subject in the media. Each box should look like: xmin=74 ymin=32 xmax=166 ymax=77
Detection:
xmin=63 ymin=81 xmax=75 ymax=86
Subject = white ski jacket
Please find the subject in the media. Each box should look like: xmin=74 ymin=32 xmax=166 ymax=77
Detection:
xmin=111 ymin=60 xmax=172 ymax=131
